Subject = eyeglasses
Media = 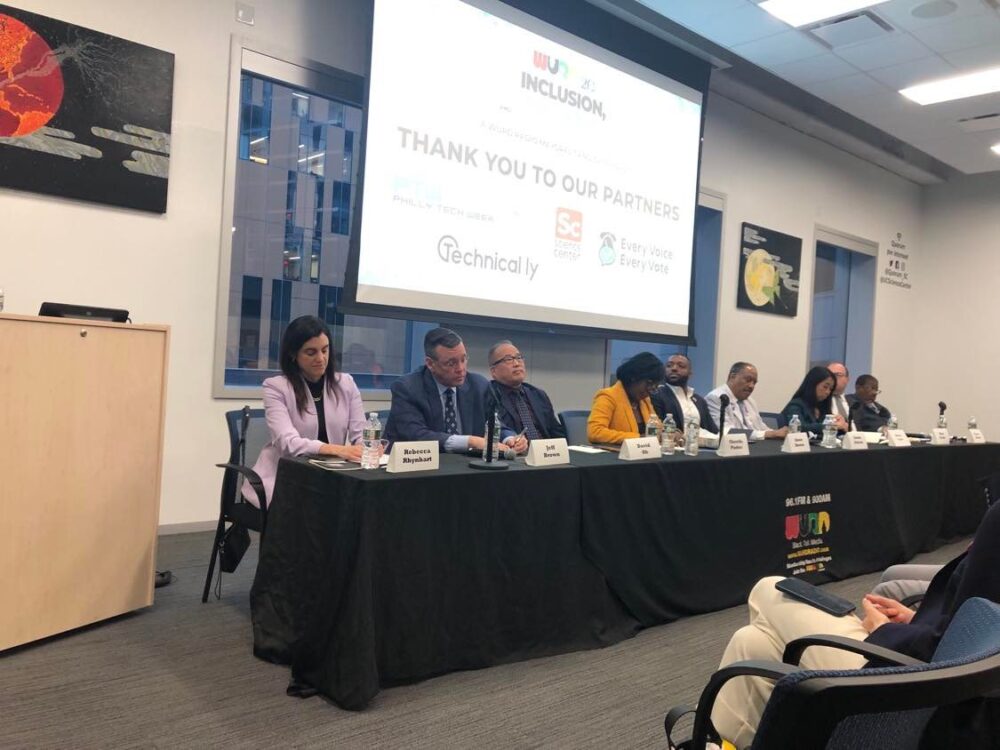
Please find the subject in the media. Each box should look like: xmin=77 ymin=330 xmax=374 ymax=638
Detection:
xmin=490 ymin=354 xmax=525 ymax=367
xmin=432 ymin=355 xmax=468 ymax=370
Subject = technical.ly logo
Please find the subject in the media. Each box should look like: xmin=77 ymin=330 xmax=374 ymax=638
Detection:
xmin=785 ymin=511 xmax=831 ymax=541
xmin=598 ymin=232 xmax=616 ymax=266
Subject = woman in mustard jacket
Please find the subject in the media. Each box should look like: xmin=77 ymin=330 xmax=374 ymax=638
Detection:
xmin=587 ymin=352 xmax=665 ymax=445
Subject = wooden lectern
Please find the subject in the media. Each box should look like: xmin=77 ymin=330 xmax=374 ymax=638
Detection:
xmin=0 ymin=313 xmax=169 ymax=651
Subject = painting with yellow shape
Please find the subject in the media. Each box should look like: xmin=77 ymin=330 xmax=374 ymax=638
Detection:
xmin=743 ymin=248 xmax=780 ymax=307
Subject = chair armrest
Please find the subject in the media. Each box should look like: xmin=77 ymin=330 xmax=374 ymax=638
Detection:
xmin=783 ymin=635 xmax=926 ymax=667
xmin=689 ymin=661 xmax=800 ymax=749
xmin=216 ymin=462 xmax=268 ymax=514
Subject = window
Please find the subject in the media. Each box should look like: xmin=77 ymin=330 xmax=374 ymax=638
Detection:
xmin=216 ymin=50 xmax=433 ymax=396
xmin=606 ymin=202 xmax=722 ymax=393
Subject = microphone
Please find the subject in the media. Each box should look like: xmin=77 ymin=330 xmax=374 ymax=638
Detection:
xmin=938 ymin=401 xmax=947 ymax=416
xmin=718 ymin=393 xmax=729 ymax=436
xmin=470 ymin=380 xmax=510 ymax=471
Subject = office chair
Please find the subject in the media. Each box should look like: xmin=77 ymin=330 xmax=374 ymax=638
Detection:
xmin=202 ymin=406 xmax=270 ymax=602
xmin=664 ymin=597 xmax=1000 ymax=750
xmin=759 ymin=411 xmax=786 ymax=429
xmin=558 ymin=410 xmax=590 ymax=446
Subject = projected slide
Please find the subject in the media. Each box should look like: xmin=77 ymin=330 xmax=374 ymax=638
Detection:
xmin=356 ymin=0 xmax=704 ymax=338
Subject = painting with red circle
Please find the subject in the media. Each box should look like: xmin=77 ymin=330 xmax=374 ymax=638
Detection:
xmin=0 ymin=13 xmax=64 ymax=137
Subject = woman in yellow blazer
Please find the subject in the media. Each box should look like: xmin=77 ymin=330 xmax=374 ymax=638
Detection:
xmin=587 ymin=352 xmax=665 ymax=444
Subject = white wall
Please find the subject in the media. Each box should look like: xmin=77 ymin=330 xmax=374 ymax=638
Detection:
xmin=912 ymin=173 xmax=1000 ymax=433
xmin=3 ymin=1 xmax=942 ymax=527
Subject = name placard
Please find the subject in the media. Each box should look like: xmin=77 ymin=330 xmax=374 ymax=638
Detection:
xmin=969 ymin=428 xmax=987 ymax=444
xmin=386 ymin=441 xmax=439 ymax=473
xmin=930 ymin=428 xmax=950 ymax=445
xmin=526 ymin=438 xmax=570 ymax=467
xmin=842 ymin=432 xmax=868 ymax=451
xmin=619 ymin=437 xmax=661 ymax=461
xmin=886 ymin=429 xmax=910 ymax=447
xmin=781 ymin=433 xmax=810 ymax=453
xmin=716 ymin=433 xmax=749 ymax=457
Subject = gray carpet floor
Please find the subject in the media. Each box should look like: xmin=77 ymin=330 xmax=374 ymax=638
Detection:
xmin=0 ymin=532 xmax=967 ymax=749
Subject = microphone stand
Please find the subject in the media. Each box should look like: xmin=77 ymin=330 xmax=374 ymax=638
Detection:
xmin=717 ymin=394 xmax=729 ymax=436
xmin=470 ymin=383 xmax=509 ymax=471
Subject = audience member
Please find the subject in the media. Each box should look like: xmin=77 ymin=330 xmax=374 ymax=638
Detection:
xmin=246 ymin=315 xmax=365 ymax=506
xmin=651 ymin=353 xmax=718 ymax=434
xmin=488 ymin=340 xmax=564 ymax=441
xmin=706 ymin=362 xmax=788 ymax=441
xmin=587 ymin=352 xmax=664 ymax=445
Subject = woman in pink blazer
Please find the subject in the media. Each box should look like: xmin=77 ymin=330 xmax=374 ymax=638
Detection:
xmin=244 ymin=315 xmax=366 ymax=507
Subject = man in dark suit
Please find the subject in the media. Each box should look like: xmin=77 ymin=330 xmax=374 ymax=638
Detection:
xmin=487 ymin=340 xmax=566 ymax=441
xmin=847 ymin=374 xmax=893 ymax=431
xmin=385 ymin=328 xmax=524 ymax=453
xmin=651 ymin=353 xmax=718 ymax=433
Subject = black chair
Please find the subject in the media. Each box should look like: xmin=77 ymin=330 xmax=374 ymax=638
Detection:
xmin=665 ymin=597 xmax=1000 ymax=749
xmin=202 ymin=406 xmax=270 ymax=602
xmin=558 ymin=409 xmax=590 ymax=445
xmin=376 ymin=409 xmax=391 ymax=433
xmin=760 ymin=411 xmax=786 ymax=429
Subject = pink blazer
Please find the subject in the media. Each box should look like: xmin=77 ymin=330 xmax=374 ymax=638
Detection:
xmin=244 ymin=373 xmax=366 ymax=506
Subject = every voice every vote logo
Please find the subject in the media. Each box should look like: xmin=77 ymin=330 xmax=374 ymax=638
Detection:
xmin=437 ymin=235 xmax=539 ymax=281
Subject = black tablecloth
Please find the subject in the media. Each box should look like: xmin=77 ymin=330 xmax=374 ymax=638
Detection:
xmin=251 ymin=441 xmax=1000 ymax=709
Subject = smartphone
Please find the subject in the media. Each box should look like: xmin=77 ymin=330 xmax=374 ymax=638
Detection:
xmin=774 ymin=577 xmax=856 ymax=617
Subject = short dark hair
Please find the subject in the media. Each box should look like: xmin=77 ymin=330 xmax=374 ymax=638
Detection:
xmin=666 ymin=353 xmax=690 ymax=365
xmin=856 ymin=374 xmax=878 ymax=388
xmin=728 ymin=361 xmax=753 ymax=379
xmin=424 ymin=327 xmax=463 ymax=358
xmin=792 ymin=366 xmax=836 ymax=410
xmin=487 ymin=340 xmax=514 ymax=366
xmin=615 ymin=352 xmax=666 ymax=387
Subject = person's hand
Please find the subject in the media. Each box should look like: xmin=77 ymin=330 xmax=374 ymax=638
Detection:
xmin=322 ymin=443 xmax=364 ymax=462
xmin=468 ymin=435 xmax=486 ymax=452
xmin=864 ymin=593 xmax=915 ymax=624
xmin=505 ymin=435 xmax=529 ymax=454
xmin=766 ymin=426 xmax=789 ymax=439
xmin=860 ymin=598 xmax=891 ymax=633
xmin=833 ymin=415 xmax=849 ymax=431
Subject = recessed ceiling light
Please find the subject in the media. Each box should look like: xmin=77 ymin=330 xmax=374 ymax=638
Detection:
xmin=911 ymin=0 xmax=958 ymax=19
xmin=991 ymin=143 xmax=1000 ymax=156
xmin=759 ymin=0 xmax=891 ymax=27
xmin=900 ymin=66 xmax=1000 ymax=105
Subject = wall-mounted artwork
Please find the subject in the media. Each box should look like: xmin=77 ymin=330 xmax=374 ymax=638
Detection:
xmin=736 ymin=222 xmax=802 ymax=318
xmin=0 ymin=6 xmax=174 ymax=213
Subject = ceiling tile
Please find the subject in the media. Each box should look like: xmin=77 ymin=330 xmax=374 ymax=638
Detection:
xmin=731 ymin=29 xmax=828 ymax=67
xmin=665 ymin=3 xmax=791 ymax=47
xmin=831 ymin=30 xmax=935 ymax=70
xmin=942 ymin=43 xmax=1000 ymax=71
xmin=906 ymin=12 xmax=1000 ymax=53
xmin=808 ymin=72 xmax=891 ymax=104
xmin=873 ymin=0 xmax=989 ymax=33
xmin=766 ymin=53 xmax=859 ymax=85
xmin=866 ymin=54 xmax=956 ymax=88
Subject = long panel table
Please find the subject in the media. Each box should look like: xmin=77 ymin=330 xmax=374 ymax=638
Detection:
xmin=251 ymin=441 xmax=1000 ymax=709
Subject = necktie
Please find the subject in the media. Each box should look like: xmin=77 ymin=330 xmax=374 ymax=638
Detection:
xmin=836 ymin=396 xmax=847 ymax=419
xmin=443 ymin=389 xmax=458 ymax=434
xmin=514 ymin=390 xmax=541 ymax=440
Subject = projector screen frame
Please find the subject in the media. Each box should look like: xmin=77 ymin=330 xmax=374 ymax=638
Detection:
xmin=342 ymin=0 xmax=712 ymax=345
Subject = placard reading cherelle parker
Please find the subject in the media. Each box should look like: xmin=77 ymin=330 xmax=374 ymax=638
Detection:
xmin=737 ymin=222 xmax=802 ymax=317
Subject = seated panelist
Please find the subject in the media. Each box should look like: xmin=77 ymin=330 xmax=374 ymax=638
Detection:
xmin=848 ymin=374 xmax=893 ymax=432
xmin=245 ymin=315 xmax=366 ymax=507
xmin=488 ymin=340 xmax=565 ymax=441
xmin=780 ymin=365 xmax=847 ymax=435
xmin=384 ymin=327 xmax=523 ymax=454
xmin=587 ymin=352 xmax=664 ymax=445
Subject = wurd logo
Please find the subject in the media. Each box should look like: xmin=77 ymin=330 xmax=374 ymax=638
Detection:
xmin=555 ymin=208 xmax=582 ymax=242
xmin=785 ymin=511 xmax=830 ymax=541
xmin=533 ymin=51 xmax=569 ymax=78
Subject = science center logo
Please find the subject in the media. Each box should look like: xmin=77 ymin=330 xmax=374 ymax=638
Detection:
xmin=437 ymin=235 xmax=538 ymax=281
xmin=598 ymin=232 xmax=616 ymax=266
xmin=553 ymin=207 xmax=583 ymax=260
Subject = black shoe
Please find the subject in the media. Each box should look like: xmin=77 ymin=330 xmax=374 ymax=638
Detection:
xmin=155 ymin=570 xmax=173 ymax=588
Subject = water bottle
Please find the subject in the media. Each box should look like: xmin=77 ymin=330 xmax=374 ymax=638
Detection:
xmin=937 ymin=413 xmax=948 ymax=429
xmin=821 ymin=414 xmax=838 ymax=448
xmin=361 ymin=411 xmax=382 ymax=469
xmin=788 ymin=414 xmax=801 ymax=434
xmin=661 ymin=414 xmax=677 ymax=454
xmin=887 ymin=414 xmax=898 ymax=430
xmin=969 ymin=416 xmax=978 ymax=430
xmin=483 ymin=410 xmax=502 ymax=461
xmin=683 ymin=417 xmax=699 ymax=456
xmin=645 ymin=410 xmax=663 ymax=441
